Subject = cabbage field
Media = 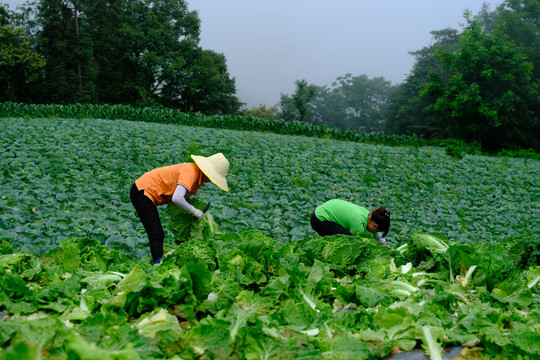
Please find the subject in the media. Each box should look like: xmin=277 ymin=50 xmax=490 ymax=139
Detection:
xmin=1 ymin=116 xmax=539 ymax=359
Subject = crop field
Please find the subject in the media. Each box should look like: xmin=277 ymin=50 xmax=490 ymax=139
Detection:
xmin=2 ymin=117 xmax=538 ymax=255
xmin=0 ymin=116 xmax=539 ymax=359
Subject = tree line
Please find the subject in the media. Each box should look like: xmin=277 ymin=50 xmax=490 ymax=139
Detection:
xmin=1 ymin=0 xmax=539 ymax=152
xmin=273 ymin=1 xmax=540 ymax=152
xmin=0 ymin=0 xmax=241 ymax=114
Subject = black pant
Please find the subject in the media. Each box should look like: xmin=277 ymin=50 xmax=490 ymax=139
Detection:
xmin=310 ymin=212 xmax=352 ymax=236
xmin=130 ymin=183 xmax=164 ymax=261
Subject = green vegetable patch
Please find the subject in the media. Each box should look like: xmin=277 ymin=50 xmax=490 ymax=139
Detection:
xmin=0 ymin=117 xmax=539 ymax=359
xmin=0 ymin=226 xmax=538 ymax=359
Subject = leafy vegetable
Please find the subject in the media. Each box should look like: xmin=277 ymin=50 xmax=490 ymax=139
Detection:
xmin=527 ymin=266 xmax=540 ymax=289
xmin=166 ymin=238 xmax=216 ymax=271
xmin=0 ymin=115 xmax=538 ymax=359
xmin=167 ymin=198 xmax=218 ymax=244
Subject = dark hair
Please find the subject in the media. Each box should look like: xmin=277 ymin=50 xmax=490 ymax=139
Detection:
xmin=370 ymin=207 xmax=391 ymax=238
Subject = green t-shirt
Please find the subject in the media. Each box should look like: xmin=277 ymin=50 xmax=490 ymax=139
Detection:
xmin=314 ymin=199 xmax=369 ymax=234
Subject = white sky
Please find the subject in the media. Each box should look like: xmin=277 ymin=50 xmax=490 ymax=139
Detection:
xmin=3 ymin=0 xmax=504 ymax=108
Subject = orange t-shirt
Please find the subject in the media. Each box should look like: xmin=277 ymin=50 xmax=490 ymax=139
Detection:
xmin=135 ymin=163 xmax=203 ymax=206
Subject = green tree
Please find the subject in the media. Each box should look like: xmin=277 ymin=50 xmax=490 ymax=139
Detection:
xmin=0 ymin=8 xmax=45 ymax=102
xmin=161 ymin=48 xmax=242 ymax=114
xmin=80 ymin=0 xmax=139 ymax=104
xmin=81 ymin=0 xmax=240 ymax=113
xmin=492 ymin=0 xmax=540 ymax=133
xmin=118 ymin=0 xmax=200 ymax=107
xmin=36 ymin=0 xmax=95 ymax=103
xmin=4 ymin=0 xmax=241 ymax=113
xmin=384 ymin=28 xmax=459 ymax=136
xmin=242 ymin=104 xmax=281 ymax=120
xmin=495 ymin=0 xmax=540 ymax=81
xmin=279 ymin=79 xmax=319 ymax=122
xmin=318 ymin=74 xmax=391 ymax=132
xmin=280 ymin=75 xmax=391 ymax=132
xmin=0 ymin=5 xmax=7 ymax=25
xmin=424 ymin=13 xmax=539 ymax=151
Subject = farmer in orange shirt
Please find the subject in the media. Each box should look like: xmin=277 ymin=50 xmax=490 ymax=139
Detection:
xmin=130 ymin=153 xmax=229 ymax=263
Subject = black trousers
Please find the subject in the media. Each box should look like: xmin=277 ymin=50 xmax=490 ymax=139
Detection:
xmin=130 ymin=183 xmax=164 ymax=261
xmin=310 ymin=212 xmax=352 ymax=236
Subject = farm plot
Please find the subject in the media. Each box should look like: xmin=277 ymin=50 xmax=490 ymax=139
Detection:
xmin=0 ymin=117 xmax=539 ymax=359
xmin=1 ymin=117 xmax=538 ymax=256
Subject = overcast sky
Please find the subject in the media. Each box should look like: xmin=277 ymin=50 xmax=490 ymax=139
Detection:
xmin=4 ymin=0 xmax=503 ymax=108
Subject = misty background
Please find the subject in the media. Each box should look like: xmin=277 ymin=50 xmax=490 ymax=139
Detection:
xmin=191 ymin=0 xmax=503 ymax=107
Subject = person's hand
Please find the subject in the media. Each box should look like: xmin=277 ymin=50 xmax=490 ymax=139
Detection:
xmin=193 ymin=209 xmax=204 ymax=220
xmin=164 ymin=249 xmax=176 ymax=257
xmin=380 ymin=241 xmax=387 ymax=247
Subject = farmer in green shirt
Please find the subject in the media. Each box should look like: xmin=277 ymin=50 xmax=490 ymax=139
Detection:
xmin=311 ymin=199 xmax=391 ymax=246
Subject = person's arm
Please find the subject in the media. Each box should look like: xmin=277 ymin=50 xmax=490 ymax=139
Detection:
xmin=374 ymin=232 xmax=387 ymax=246
xmin=172 ymin=184 xmax=204 ymax=220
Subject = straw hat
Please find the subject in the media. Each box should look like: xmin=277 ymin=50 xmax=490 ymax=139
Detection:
xmin=191 ymin=153 xmax=230 ymax=192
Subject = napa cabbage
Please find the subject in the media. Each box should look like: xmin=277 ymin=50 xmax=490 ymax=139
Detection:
xmin=526 ymin=266 xmax=540 ymax=289
xmin=410 ymin=233 xmax=449 ymax=253
xmin=295 ymin=234 xmax=393 ymax=276
xmin=167 ymin=199 xmax=218 ymax=243
xmin=218 ymin=247 xmax=267 ymax=286
xmin=166 ymin=239 xmax=216 ymax=271
xmin=387 ymin=280 xmax=420 ymax=297
xmin=135 ymin=308 xmax=181 ymax=338
xmin=235 ymin=290 xmax=277 ymax=314
xmin=81 ymin=272 xmax=123 ymax=290
xmin=396 ymin=232 xmax=457 ymax=281
xmin=421 ymin=326 xmax=444 ymax=360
